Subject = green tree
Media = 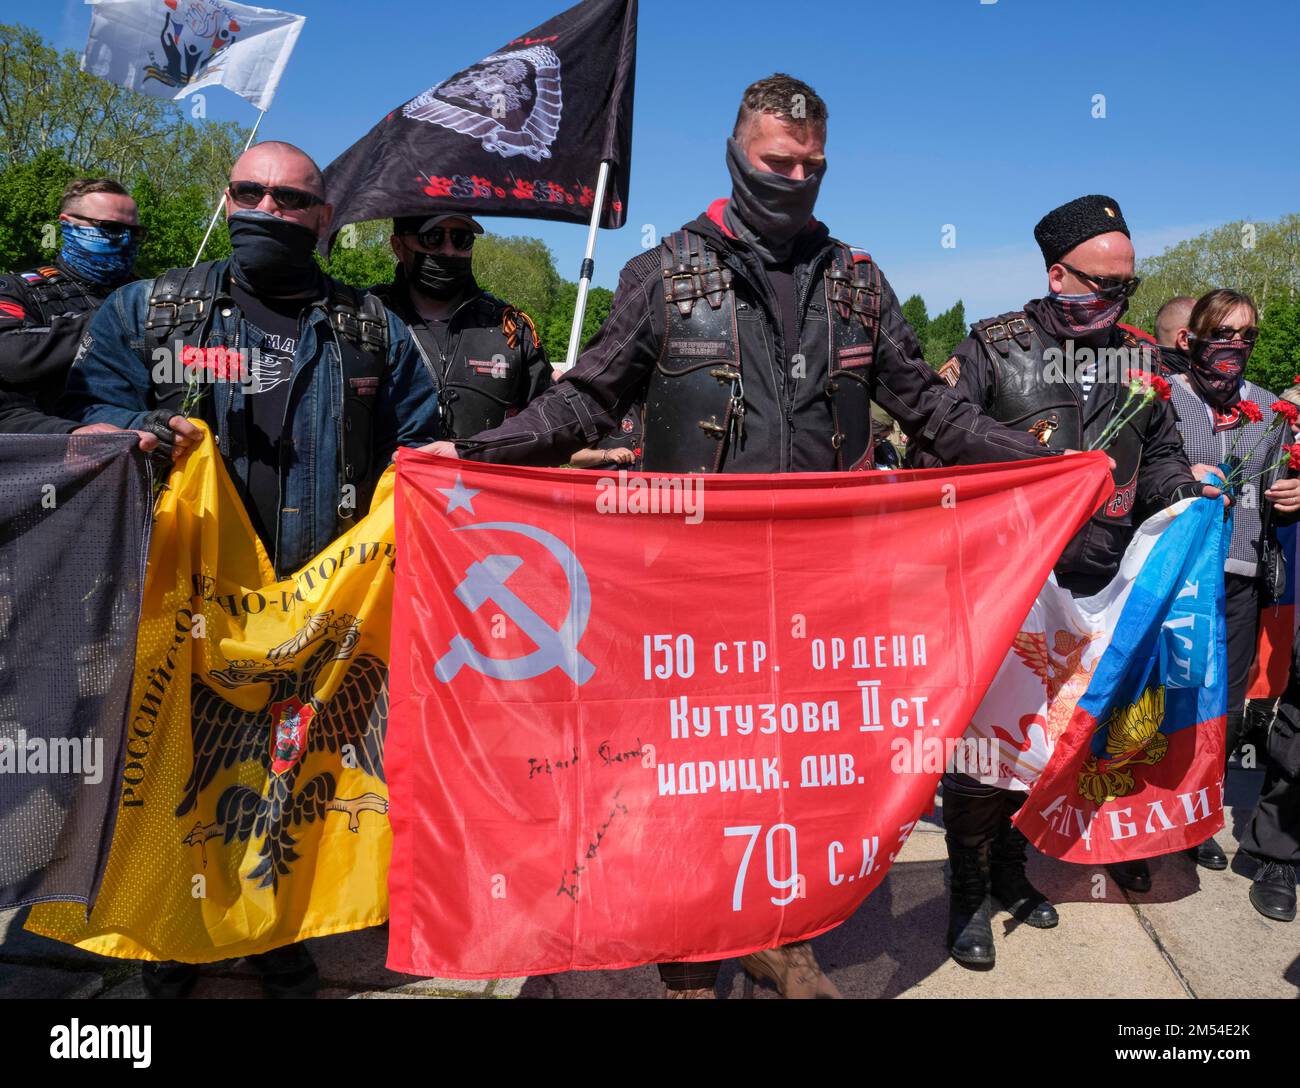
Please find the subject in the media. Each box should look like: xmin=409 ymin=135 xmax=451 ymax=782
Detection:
xmin=0 ymin=23 xmax=249 ymax=193
xmin=322 ymin=219 xmax=394 ymax=289
xmin=1248 ymin=295 xmax=1300 ymax=394
xmin=541 ymin=282 xmax=614 ymax=363
xmin=131 ymin=175 xmax=231 ymax=278
xmin=900 ymin=293 xmax=930 ymax=343
xmin=1126 ymin=214 xmax=1300 ymax=334
xmin=924 ymin=300 xmax=966 ymax=366
xmin=472 ymin=234 xmax=561 ymax=322
xmin=0 ymin=149 xmax=75 ymax=270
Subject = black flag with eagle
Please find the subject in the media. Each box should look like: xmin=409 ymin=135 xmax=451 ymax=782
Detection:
xmin=322 ymin=0 xmax=637 ymax=255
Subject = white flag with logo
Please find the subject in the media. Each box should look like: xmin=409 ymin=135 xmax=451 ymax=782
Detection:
xmin=82 ymin=0 xmax=305 ymax=111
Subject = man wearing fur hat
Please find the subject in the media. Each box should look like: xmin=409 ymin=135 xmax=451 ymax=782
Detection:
xmin=908 ymin=194 xmax=1225 ymax=969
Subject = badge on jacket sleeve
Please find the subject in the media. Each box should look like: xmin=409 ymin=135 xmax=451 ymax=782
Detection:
xmin=938 ymin=355 xmax=961 ymax=387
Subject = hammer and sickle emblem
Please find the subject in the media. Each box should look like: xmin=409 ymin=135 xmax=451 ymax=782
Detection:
xmin=434 ymin=521 xmax=595 ymax=685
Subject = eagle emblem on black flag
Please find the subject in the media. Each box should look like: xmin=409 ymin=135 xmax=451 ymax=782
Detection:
xmin=403 ymin=45 xmax=563 ymax=161
xmin=178 ymin=610 xmax=388 ymax=892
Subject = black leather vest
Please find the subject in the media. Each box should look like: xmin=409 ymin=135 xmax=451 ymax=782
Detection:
xmin=643 ymin=230 xmax=881 ymax=474
xmin=142 ymin=261 xmax=389 ymax=519
xmin=372 ymin=283 xmax=538 ymax=440
xmin=16 ymin=265 xmax=99 ymax=318
xmin=432 ymin=314 xmax=535 ymax=439
xmin=973 ymin=311 xmax=1151 ymax=524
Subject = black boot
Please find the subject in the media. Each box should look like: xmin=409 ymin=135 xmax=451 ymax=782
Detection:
xmin=1187 ymin=837 xmax=1228 ymax=870
xmin=1248 ymin=860 xmax=1296 ymax=922
xmin=246 ymin=943 xmax=319 ymax=999
xmin=945 ymin=840 xmax=995 ymax=968
xmin=140 ymin=960 xmax=199 ymax=999
xmin=1106 ymin=859 xmax=1152 ymax=892
xmin=991 ymin=819 xmax=1059 ymax=928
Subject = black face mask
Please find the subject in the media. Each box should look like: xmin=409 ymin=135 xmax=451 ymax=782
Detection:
xmin=408 ymin=251 xmax=474 ymax=301
xmin=1188 ymin=337 xmax=1251 ymax=409
xmin=723 ymin=136 xmax=824 ymax=264
xmin=227 ymin=210 xmax=322 ymax=298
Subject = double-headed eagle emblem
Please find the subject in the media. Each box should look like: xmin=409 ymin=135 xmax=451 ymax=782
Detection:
xmin=178 ymin=610 xmax=388 ymax=892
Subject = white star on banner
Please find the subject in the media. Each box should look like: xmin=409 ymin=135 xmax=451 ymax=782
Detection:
xmin=438 ymin=474 xmax=480 ymax=515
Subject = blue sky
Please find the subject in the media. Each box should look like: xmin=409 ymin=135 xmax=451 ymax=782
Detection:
xmin=17 ymin=0 xmax=1300 ymax=319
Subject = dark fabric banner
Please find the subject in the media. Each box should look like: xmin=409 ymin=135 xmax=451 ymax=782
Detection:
xmin=322 ymin=0 xmax=637 ymax=255
xmin=0 ymin=434 xmax=151 ymax=908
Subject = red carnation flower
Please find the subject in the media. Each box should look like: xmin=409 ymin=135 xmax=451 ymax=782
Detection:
xmin=1272 ymin=400 xmax=1300 ymax=426
xmin=1151 ymin=375 xmax=1172 ymax=401
xmin=1288 ymin=443 xmax=1300 ymax=471
xmin=1239 ymin=400 xmax=1264 ymax=423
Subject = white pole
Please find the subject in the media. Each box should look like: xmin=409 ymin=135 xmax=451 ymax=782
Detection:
xmin=192 ymin=108 xmax=267 ymax=266
xmin=559 ymin=159 xmax=612 ymax=371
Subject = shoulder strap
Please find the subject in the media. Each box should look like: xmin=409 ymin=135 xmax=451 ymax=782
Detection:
xmin=329 ymin=281 xmax=390 ymax=360
xmin=660 ymin=229 xmax=732 ymax=316
xmin=972 ymin=310 xmax=1034 ymax=356
xmin=826 ymin=243 xmax=881 ymax=337
xmin=144 ymin=261 xmax=222 ymax=349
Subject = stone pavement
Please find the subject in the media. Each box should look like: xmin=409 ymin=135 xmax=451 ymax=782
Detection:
xmin=2 ymin=765 xmax=1295 ymax=1000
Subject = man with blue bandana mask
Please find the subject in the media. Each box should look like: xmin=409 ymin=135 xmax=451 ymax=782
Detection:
xmin=0 ymin=178 xmax=143 ymax=416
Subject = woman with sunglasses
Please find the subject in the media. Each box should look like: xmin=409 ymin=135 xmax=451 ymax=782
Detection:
xmin=1158 ymin=288 xmax=1300 ymax=915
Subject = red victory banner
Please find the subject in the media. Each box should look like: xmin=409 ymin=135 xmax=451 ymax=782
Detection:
xmin=387 ymin=451 xmax=1113 ymax=978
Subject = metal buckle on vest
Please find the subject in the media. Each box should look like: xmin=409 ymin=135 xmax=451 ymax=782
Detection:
xmin=334 ymin=310 xmax=360 ymax=339
xmin=700 ymin=266 xmax=729 ymax=311
xmin=358 ymin=319 xmax=386 ymax=354
xmin=177 ymin=298 xmax=206 ymax=325
xmin=667 ymin=270 xmax=702 ymax=317
xmin=144 ymin=301 xmax=178 ymax=330
xmin=699 ymin=416 xmax=726 ymax=439
xmin=827 ymin=278 xmax=853 ymax=320
xmin=984 ymin=322 xmax=1009 ymax=343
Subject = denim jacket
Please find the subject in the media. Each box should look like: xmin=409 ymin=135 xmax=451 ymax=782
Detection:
xmin=61 ymin=260 xmax=441 ymax=575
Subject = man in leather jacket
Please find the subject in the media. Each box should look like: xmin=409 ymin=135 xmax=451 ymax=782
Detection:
xmin=370 ymin=214 xmax=549 ymax=438
xmin=0 ymin=178 xmax=142 ymax=415
xmin=426 ymin=74 xmax=1093 ymax=999
xmin=909 ymin=194 xmax=1223 ymax=970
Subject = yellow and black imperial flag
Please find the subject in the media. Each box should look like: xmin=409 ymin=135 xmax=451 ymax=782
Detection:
xmin=29 ymin=426 xmax=394 ymax=961
xmin=0 ymin=434 xmax=151 ymax=909
xmin=321 ymin=0 xmax=637 ymax=255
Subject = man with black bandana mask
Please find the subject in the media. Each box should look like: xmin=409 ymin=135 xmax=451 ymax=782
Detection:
xmin=369 ymin=214 xmax=549 ymax=438
xmin=425 ymin=74 xmax=1093 ymax=998
xmin=61 ymin=141 xmax=440 ymax=998
xmin=0 ymin=178 xmax=142 ymax=415
xmin=909 ymin=194 xmax=1226 ymax=969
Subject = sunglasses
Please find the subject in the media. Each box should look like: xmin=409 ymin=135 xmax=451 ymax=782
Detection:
xmin=228 ymin=180 xmax=324 ymax=212
xmin=63 ymin=214 xmax=147 ymax=242
xmin=1059 ymin=262 xmax=1142 ymax=300
xmin=405 ymin=227 xmax=476 ymax=252
xmin=1201 ymin=326 xmax=1260 ymax=344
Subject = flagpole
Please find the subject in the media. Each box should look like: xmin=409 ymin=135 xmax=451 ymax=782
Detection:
xmin=559 ymin=159 xmax=612 ymax=372
xmin=192 ymin=108 xmax=267 ymax=267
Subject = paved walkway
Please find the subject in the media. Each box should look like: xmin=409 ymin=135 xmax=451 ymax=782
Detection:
xmin=2 ymin=766 xmax=1295 ymax=999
